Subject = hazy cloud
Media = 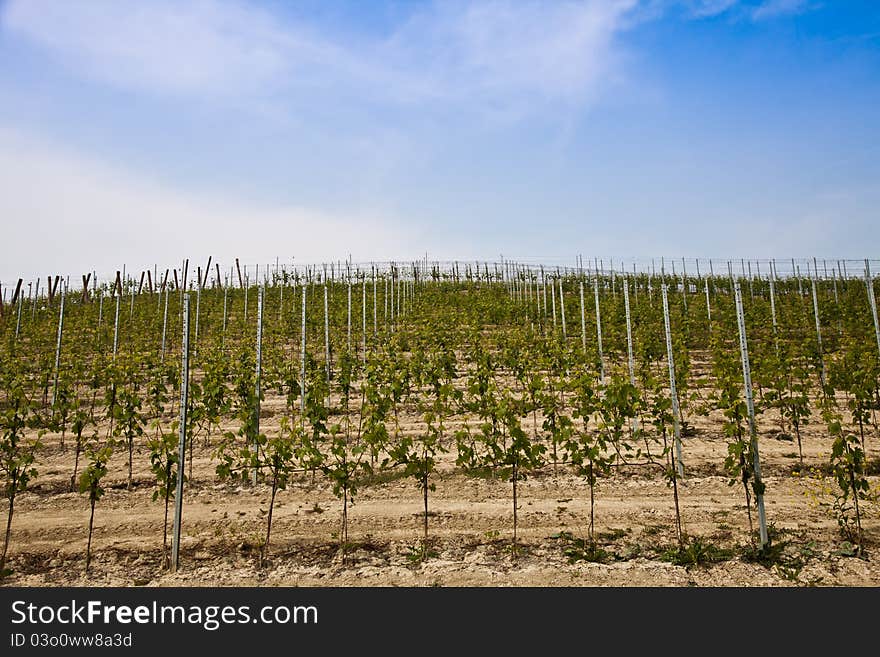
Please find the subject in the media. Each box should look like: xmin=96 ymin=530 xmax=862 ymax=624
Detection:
xmin=751 ymin=0 xmax=809 ymax=21
xmin=0 ymin=128 xmax=423 ymax=283
xmin=670 ymin=0 xmax=812 ymax=21
xmin=686 ymin=0 xmax=740 ymax=18
xmin=1 ymin=0 xmax=637 ymax=117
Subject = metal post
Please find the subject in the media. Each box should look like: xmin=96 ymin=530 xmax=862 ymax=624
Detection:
xmin=279 ymin=278 xmax=284 ymax=323
xmin=253 ymin=287 xmax=263 ymax=485
xmin=681 ymin=257 xmax=688 ymax=312
xmin=222 ymin=284 xmax=228 ymax=336
xmin=559 ymin=277 xmax=567 ymax=339
xmin=324 ymin=284 xmax=330 ymax=385
xmin=623 ymin=276 xmax=638 ymax=433
xmin=194 ymin=280 xmax=201 ymax=354
xmin=733 ymin=282 xmax=769 ymax=549
xmin=769 ymin=260 xmax=778 ymax=349
xmin=347 ymin=280 xmax=352 ymax=352
xmin=579 ymin=280 xmax=587 ymax=356
xmin=300 ymin=284 xmax=307 ymax=429
xmin=633 ymin=262 xmax=638 ymax=300
xmin=810 ymin=270 xmax=826 ymax=388
xmin=161 ymin=287 xmax=169 ymax=363
xmin=594 ymin=273 xmax=604 ymax=384
xmin=623 ymin=276 xmax=636 ymax=387
xmin=390 ymin=266 xmax=395 ymax=328
xmin=704 ymin=277 xmax=712 ymax=329
xmin=361 ymin=277 xmax=367 ymax=360
xmin=171 ymin=293 xmax=190 ymax=572
xmin=534 ymin=273 xmax=540 ymax=320
xmin=611 ymin=259 xmax=616 ymax=301
xmin=831 ymin=266 xmax=839 ymax=304
xmin=51 ymin=285 xmax=65 ymax=407
xmin=550 ymin=277 xmax=557 ymax=332
xmin=866 ymin=260 xmax=880 ymax=360
xmin=661 ymin=285 xmax=684 ymax=477
xmin=541 ymin=268 xmax=547 ymax=319
xmin=747 ymin=260 xmax=753 ymax=301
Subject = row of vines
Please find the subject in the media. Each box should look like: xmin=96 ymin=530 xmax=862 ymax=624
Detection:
xmin=1 ymin=259 xmax=879 ymax=575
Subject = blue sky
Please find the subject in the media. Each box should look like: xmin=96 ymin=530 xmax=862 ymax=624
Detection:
xmin=1 ymin=0 xmax=878 ymax=282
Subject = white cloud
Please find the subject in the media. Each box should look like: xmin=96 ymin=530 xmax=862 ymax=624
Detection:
xmin=0 ymin=128 xmax=423 ymax=284
xmin=686 ymin=0 xmax=740 ymax=18
xmin=1 ymin=0 xmax=636 ymax=117
xmin=656 ymin=0 xmax=812 ymax=22
xmin=386 ymin=1 xmax=637 ymax=109
xmin=1 ymin=0 xmax=300 ymax=98
xmin=751 ymin=0 xmax=809 ymax=21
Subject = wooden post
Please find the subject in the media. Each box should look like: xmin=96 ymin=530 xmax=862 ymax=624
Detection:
xmin=112 ymin=293 xmax=120 ymax=359
xmin=15 ymin=289 xmax=23 ymax=339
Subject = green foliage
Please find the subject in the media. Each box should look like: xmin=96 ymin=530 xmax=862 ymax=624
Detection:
xmin=389 ymin=343 xmax=455 ymax=547
xmin=0 ymin=360 xmax=43 ymax=576
xmin=823 ymin=396 xmax=869 ymax=555
xmin=78 ymin=443 xmax=113 ymax=503
xmin=660 ymin=535 xmax=733 ymax=567
xmin=147 ymin=415 xmax=179 ymax=566
xmin=4 ymin=263 xmax=880 ymax=577
xmin=110 ymin=357 xmax=147 ymax=489
xmin=710 ymin=331 xmax=764 ymax=540
xmin=553 ymin=531 xmax=613 ymax=564
xmin=78 ymin=440 xmax=114 ymax=573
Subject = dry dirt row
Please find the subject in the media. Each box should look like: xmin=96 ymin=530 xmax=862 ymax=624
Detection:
xmin=2 ymin=392 xmax=878 ymax=587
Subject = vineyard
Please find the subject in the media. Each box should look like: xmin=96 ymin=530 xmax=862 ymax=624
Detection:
xmin=1 ymin=257 xmax=879 ymax=587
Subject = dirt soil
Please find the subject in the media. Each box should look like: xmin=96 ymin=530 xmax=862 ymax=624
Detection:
xmin=3 ymin=390 xmax=879 ymax=587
